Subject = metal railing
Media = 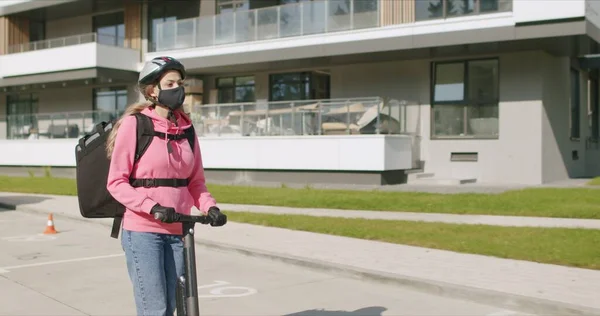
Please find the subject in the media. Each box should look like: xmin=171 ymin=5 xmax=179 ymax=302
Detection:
xmin=7 ymin=32 xmax=127 ymax=54
xmin=5 ymin=110 xmax=123 ymax=139
xmin=154 ymin=0 xmax=381 ymax=52
xmin=2 ymin=97 xmax=415 ymax=139
xmin=188 ymin=97 xmax=409 ymax=137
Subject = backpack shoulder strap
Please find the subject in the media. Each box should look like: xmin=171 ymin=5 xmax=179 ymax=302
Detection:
xmin=111 ymin=112 xmax=154 ymax=240
xmin=133 ymin=112 xmax=155 ymax=163
xmin=184 ymin=124 xmax=196 ymax=151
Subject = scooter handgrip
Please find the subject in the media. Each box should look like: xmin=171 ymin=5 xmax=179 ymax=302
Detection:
xmin=154 ymin=212 xmax=165 ymax=221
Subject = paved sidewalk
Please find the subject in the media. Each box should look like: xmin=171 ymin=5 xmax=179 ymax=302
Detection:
xmin=1 ymin=192 xmax=600 ymax=315
xmin=219 ymin=204 xmax=600 ymax=229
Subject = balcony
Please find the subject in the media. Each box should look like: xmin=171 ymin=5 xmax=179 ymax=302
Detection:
xmin=155 ymin=0 xmax=382 ymax=52
xmin=1 ymin=97 xmax=417 ymax=172
xmin=5 ymin=110 xmax=122 ymax=140
xmin=153 ymin=0 xmax=516 ymax=54
xmin=189 ymin=97 xmax=411 ymax=137
xmin=4 ymin=97 xmax=414 ymax=139
xmin=0 ymin=32 xmax=139 ymax=78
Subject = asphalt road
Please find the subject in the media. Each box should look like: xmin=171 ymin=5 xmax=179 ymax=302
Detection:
xmin=0 ymin=208 xmax=533 ymax=316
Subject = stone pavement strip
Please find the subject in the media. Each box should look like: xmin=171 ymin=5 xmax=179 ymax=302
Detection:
xmin=1 ymin=192 xmax=600 ymax=315
xmin=219 ymin=204 xmax=600 ymax=229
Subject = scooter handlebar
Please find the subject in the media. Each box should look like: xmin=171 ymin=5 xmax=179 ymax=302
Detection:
xmin=153 ymin=212 xmax=211 ymax=225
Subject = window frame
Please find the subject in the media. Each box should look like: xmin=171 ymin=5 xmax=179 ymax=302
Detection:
xmin=215 ymin=75 xmax=256 ymax=104
xmin=92 ymin=86 xmax=128 ymax=123
xmin=570 ymin=67 xmax=581 ymax=141
xmin=589 ymin=70 xmax=599 ymax=141
xmin=92 ymin=11 xmax=125 ymax=47
xmin=415 ymin=0 xmax=512 ymax=22
xmin=430 ymin=57 xmax=500 ymax=140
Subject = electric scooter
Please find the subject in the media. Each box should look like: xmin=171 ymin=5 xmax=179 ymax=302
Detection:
xmin=153 ymin=212 xmax=217 ymax=316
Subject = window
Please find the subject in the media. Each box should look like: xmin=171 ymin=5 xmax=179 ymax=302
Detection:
xmin=216 ymin=76 xmax=256 ymax=103
xmin=415 ymin=0 xmax=512 ymax=21
xmin=148 ymin=0 xmax=200 ymax=52
xmin=6 ymin=93 xmax=39 ymax=138
xmin=431 ymin=58 xmax=499 ymax=138
xmin=269 ymin=71 xmax=330 ymax=101
xmin=570 ymin=68 xmax=580 ymax=140
xmin=216 ymin=0 xmax=250 ymax=14
xmin=590 ymin=73 xmax=599 ymax=140
xmin=29 ymin=19 xmax=45 ymax=42
xmin=93 ymin=12 xmax=125 ymax=47
xmin=93 ymin=87 xmax=128 ymax=123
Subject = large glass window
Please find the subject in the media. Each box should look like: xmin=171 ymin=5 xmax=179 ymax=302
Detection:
xmin=93 ymin=11 xmax=125 ymax=47
xmin=415 ymin=0 xmax=512 ymax=21
xmin=431 ymin=58 xmax=499 ymax=138
xmin=148 ymin=0 xmax=200 ymax=52
xmin=590 ymin=74 xmax=599 ymax=140
xmin=216 ymin=76 xmax=256 ymax=103
xmin=570 ymin=68 xmax=581 ymax=140
xmin=93 ymin=87 xmax=128 ymax=122
xmin=269 ymin=71 xmax=330 ymax=101
xmin=6 ymin=93 xmax=39 ymax=138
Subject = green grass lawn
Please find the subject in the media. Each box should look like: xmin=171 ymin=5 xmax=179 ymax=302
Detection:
xmin=587 ymin=177 xmax=600 ymax=186
xmin=228 ymin=212 xmax=600 ymax=270
xmin=2 ymin=175 xmax=600 ymax=219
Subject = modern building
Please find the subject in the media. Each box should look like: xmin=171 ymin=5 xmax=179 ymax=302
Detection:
xmin=1 ymin=0 xmax=600 ymax=186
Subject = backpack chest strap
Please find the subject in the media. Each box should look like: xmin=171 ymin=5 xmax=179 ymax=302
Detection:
xmin=129 ymin=178 xmax=189 ymax=188
xmin=151 ymin=131 xmax=188 ymax=141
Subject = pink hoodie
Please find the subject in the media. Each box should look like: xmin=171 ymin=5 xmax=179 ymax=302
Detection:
xmin=106 ymin=107 xmax=217 ymax=235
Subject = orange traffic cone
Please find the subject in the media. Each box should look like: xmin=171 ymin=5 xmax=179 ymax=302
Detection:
xmin=43 ymin=213 xmax=58 ymax=234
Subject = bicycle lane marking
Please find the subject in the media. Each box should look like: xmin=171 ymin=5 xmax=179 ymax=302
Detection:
xmin=197 ymin=280 xmax=258 ymax=298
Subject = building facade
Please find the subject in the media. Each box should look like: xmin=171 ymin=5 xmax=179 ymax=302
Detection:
xmin=1 ymin=0 xmax=600 ymax=186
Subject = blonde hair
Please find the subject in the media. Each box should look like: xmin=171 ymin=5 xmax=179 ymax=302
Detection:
xmin=105 ymin=84 xmax=154 ymax=159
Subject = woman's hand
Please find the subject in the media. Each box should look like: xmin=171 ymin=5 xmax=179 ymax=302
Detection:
xmin=207 ymin=207 xmax=227 ymax=227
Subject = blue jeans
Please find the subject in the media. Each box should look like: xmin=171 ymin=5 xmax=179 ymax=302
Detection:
xmin=121 ymin=229 xmax=184 ymax=316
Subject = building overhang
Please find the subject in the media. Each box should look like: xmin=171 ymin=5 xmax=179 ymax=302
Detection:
xmin=0 ymin=0 xmax=78 ymax=16
xmin=578 ymin=54 xmax=600 ymax=69
xmin=0 ymin=67 xmax=138 ymax=91
xmin=147 ymin=13 xmax=592 ymax=73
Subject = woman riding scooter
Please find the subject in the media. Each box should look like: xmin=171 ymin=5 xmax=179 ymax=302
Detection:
xmin=105 ymin=56 xmax=227 ymax=316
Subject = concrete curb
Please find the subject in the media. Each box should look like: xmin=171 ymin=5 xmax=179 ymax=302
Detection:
xmin=2 ymin=202 xmax=600 ymax=316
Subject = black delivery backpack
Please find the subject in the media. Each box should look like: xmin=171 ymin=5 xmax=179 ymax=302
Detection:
xmin=75 ymin=112 xmax=196 ymax=239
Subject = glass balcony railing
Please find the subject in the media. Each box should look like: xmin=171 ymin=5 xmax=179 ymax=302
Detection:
xmin=5 ymin=110 xmax=123 ymax=140
xmin=188 ymin=97 xmax=408 ymax=137
xmin=153 ymin=0 xmax=513 ymax=52
xmin=6 ymin=32 xmax=127 ymax=54
xmin=155 ymin=0 xmax=381 ymax=52
xmin=2 ymin=97 xmax=414 ymax=139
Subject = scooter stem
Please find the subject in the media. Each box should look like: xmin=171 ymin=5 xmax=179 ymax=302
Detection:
xmin=183 ymin=223 xmax=200 ymax=316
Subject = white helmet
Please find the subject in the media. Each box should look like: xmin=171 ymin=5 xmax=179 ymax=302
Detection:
xmin=138 ymin=56 xmax=186 ymax=86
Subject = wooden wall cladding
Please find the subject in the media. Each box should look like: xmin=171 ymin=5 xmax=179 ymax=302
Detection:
xmin=380 ymin=0 xmax=415 ymax=26
xmin=124 ymin=2 xmax=142 ymax=50
xmin=0 ymin=15 xmax=30 ymax=55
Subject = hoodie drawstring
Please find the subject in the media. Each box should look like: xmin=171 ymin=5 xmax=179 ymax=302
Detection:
xmin=164 ymin=110 xmax=182 ymax=170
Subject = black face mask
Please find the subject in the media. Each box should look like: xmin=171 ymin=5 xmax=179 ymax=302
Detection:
xmin=157 ymin=86 xmax=185 ymax=111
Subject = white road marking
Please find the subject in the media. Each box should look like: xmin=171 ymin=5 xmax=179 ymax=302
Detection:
xmin=0 ymin=234 xmax=57 ymax=242
xmin=0 ymin=253 xmax=124 ymax=273
xmin=487 ymin=311 xmax=532 ymax=316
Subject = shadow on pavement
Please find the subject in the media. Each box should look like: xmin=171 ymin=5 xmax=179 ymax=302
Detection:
xmin=284 ymin=306 xmax=387 ymax=316
xmin=0 ymin=195 xmax=52 ymax=211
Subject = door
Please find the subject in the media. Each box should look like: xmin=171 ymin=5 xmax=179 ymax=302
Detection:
xmin=6 ymin=93 xmax=38 ymax=139
xmin=585 ymin=72 xmax=600 ymax=176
